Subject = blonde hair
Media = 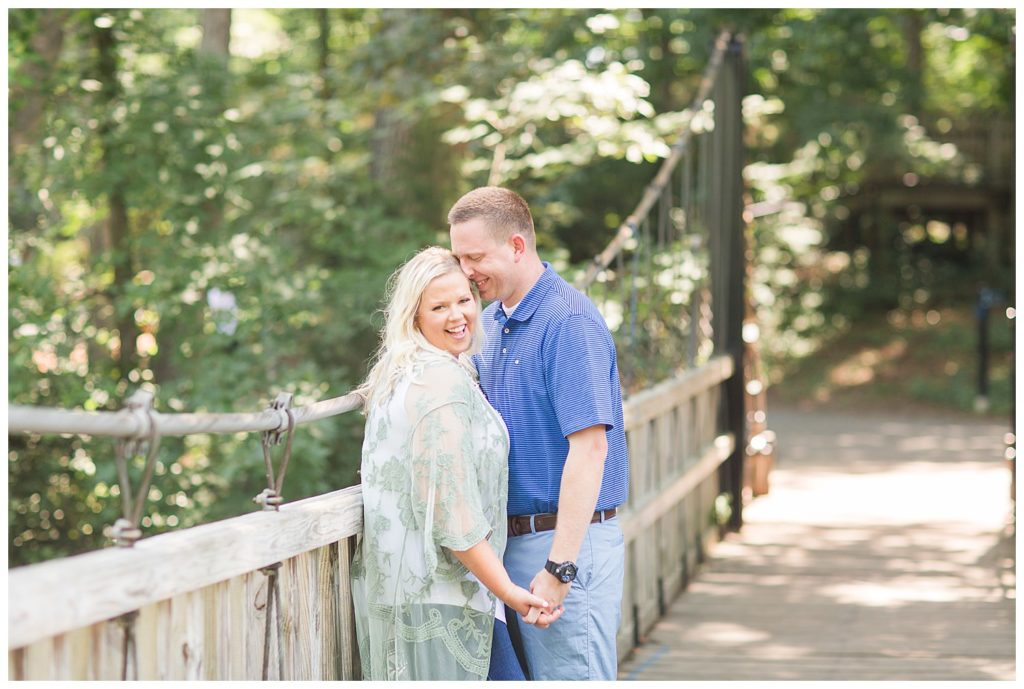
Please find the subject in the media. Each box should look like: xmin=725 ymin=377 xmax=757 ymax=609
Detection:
xmin=447 ymin=186 xmax=536 ymax=248
xmin=358 ymin=246 xmax=481 ymax=408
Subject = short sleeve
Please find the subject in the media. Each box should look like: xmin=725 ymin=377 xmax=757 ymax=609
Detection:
xmin=543 ymin=315 xmax=617 ymax=438
xmin=404 ymin=360 xmax=491 ymax=574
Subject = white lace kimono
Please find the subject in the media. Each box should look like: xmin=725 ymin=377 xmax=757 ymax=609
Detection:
xmin=351 ymin=351 xmax=510 ymax=680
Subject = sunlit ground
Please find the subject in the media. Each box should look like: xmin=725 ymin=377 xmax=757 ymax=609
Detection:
xmin=620 ymin=406 xmax=1014 ymax=681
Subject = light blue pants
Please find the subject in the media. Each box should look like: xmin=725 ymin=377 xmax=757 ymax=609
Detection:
xmin=503 ymin=518 xmax=625 ymax=681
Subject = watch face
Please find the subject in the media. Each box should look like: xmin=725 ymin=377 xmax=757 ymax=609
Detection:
xmin=560 ymin=563 xmax=578 ymax=583
xmin=547 ymin=559 xmax=578 ymax=583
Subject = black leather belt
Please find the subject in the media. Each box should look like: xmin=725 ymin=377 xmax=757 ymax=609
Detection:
xmin=507 ymin=508 xmax=617 ymax=538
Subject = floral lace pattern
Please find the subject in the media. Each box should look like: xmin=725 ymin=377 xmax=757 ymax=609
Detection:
xmin=351 ymin=351 xmax=510 ymax=680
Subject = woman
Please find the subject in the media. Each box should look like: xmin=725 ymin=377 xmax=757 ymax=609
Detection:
xmin=351 ymin=246 xmax=553 ymax=680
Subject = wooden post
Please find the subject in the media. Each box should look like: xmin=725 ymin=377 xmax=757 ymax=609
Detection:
xmin=708 ymin=34 xmax=747 ymax=531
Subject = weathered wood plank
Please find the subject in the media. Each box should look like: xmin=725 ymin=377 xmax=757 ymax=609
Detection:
xmin=166 ymin=593 xmax=188 ymax=680
xmin=134 ymin=600 xmax=158 ymax=679
xmin=336 ymin=538 xmax=360 ymax=680
xmin=8 ymin=649 xmax=24 ymax=680
xmin=616 ymin=538 xmax=638 ymax=661
xmin=8 ymin=485 xmax=363 ymax=649
xmin=202 ymin=581 xmax=226 ymax=679
xmin=22 ymin=636 xmax=54 ymax=680
xmin=186 ymin=589 xmax=205 ymax=679
xmin=623 ymin=355 xmax=733 ymax=429
xmin=65 ymin=626 xmax=92 ymax=680
xmin=657 ymin=503 xmax=685 ymax=605
xmin=281 ymin=550 xmax=318 ymax=680
xmin=626 ymin=419 xmax=649 ymax=505
xmin=620 ymin=435 xmax=733 ymax=542
xmin=50 ymin=633 xmax=70 ymax=680
xmin=245 ymin=569 xmax=269 ymax=680
xmin=152 ymin=598 xmax=171 ymax=679
xmin=227 ymin=572 xmax=247 ymax=680
xmin=634 ymin=516 xmax=659 ymax=636
xmin=655 ymin=411 xmax=671 ymax=492
xmin=92 ymin=615 xmax=124 ymax=680
xmin=698 ymin=471 xmax=722 ymax=556
xmin=317 ymin=542 xmax=339 ymax=680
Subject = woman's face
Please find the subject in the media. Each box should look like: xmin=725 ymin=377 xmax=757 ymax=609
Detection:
xmin=415 ymin=271 xmax=478 ymax=356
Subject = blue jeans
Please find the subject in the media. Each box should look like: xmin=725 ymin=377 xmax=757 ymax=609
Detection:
xmin=488 ymin=618 xmax=526 ymax=681
xmin=504 ymin=518 xmax=625 ymax=680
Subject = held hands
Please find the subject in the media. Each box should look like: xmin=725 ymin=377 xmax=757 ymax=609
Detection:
xmin=502 ymin=583 xmax=563 ymax=628
xmin=521 ymin=568 xmax=571 ymax=628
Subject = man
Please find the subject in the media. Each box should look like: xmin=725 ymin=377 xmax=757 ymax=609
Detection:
xmin=448 ymin=186 xmax=629 ymax=680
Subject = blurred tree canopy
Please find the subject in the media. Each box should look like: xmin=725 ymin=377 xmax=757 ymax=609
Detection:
xmin=8 ymin=8 xmax=1015 ymax=565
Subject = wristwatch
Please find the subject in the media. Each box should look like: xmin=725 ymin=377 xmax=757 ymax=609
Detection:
xmin=545 ymin=559 xmax=578 ymax=584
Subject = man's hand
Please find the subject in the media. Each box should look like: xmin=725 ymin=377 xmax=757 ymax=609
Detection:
xmin=503 ymin=582 xmax=552 ymax=619
xmin=520 ymin=568 xmax=571 ymax=627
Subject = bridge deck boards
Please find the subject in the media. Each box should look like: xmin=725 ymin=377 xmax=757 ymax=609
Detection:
xmin=618 ymin=407 xmax=1015 ymax=681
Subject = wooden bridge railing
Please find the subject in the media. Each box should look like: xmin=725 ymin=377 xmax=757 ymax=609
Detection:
xmin=9 ymin=29 xmax=749 ymax=680
xmin=8 ymin=353 xmax=735 ymax=679
xmin=8 ymin=486 xmax=364 ymax=680
xmin=616 ymin=354 xmax=735 ymax=660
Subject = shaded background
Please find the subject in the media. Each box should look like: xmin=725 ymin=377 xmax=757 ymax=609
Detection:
xmin=8 ymin=8 xmax=1015 ymax=566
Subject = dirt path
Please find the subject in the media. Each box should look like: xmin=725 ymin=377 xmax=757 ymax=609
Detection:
xmin=619 ymin=406 xmax=1015 ymax=680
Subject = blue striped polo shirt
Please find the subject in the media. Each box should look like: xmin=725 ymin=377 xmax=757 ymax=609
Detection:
xmin=474 ymin=263 xmax=629 ymax=516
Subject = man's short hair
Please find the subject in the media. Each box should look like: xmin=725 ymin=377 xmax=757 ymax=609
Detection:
xmin=447 ymin=186 xmax=535 ymax=246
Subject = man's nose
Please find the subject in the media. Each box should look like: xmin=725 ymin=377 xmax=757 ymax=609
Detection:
xmin=458 ymin=258 xmax=473 ymax=277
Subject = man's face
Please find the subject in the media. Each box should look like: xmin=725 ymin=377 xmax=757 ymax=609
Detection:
xmin=449 ymin=217 xmax=520 ymax=304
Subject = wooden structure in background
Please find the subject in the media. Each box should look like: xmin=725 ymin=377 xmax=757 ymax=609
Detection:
xmin=841 ymin=117 xmax=1015 ymax=279
xmin=9 ymin=356 xmax=737 ymax=679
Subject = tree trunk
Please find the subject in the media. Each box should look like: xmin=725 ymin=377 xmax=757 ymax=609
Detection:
xmin=94 ymin=14 xmax=137 ymax=384
xmin=317 ymin=9 xmax=332 ymax=102
xmin=199 ymin=9 xmax=231 ymax=235
xmin=9 ymin=9 xmax=69 ymax=203
xmin=9 ymin=10 xmax=69 ymax=157
xmin=902 ymin=10 xmax=924 ymax=117
xmin=200 ymin=9 xmax=231 ymax=59
xmin=370 ymin=107 xmax=411 ymax=191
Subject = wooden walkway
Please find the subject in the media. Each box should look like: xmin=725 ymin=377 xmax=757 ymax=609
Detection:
xmin=619 ymin=406 xmax=1015 ymax=681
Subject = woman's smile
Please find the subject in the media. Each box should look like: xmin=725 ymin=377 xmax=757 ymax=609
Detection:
xmin=416 ymin=271 xmax=478 ymax=356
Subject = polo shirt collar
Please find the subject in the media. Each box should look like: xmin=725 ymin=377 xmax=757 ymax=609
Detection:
xmin=494 ymin=262 xmax=557 ymax=324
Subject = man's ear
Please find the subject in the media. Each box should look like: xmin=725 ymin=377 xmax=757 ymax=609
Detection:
xmin=510 ymin=234 xmax=527 ymax=262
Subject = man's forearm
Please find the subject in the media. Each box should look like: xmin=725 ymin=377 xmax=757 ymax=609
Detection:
xmin=548 ymin=425 xmax=607 ymax=563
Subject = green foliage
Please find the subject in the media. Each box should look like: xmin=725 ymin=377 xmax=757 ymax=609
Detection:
xmin=8 ymin=8 xmax=1015 ymax=566
xmin=8 ymin=8 xmax=437 ymax=565
xmin=770 ymin=304 xmax=1014 ymax=418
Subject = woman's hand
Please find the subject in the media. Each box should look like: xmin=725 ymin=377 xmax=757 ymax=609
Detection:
xmin=501 ymin=583 xmax=564 ymax=628
xmin=448 ymin=541 xmax=565 ymax=628
xmin=523 ymin=603 xmax=564 ymax=629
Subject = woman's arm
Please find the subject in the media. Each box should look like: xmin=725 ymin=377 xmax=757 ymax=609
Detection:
xmin=451 ymin=541 xmax=563 ymax=628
